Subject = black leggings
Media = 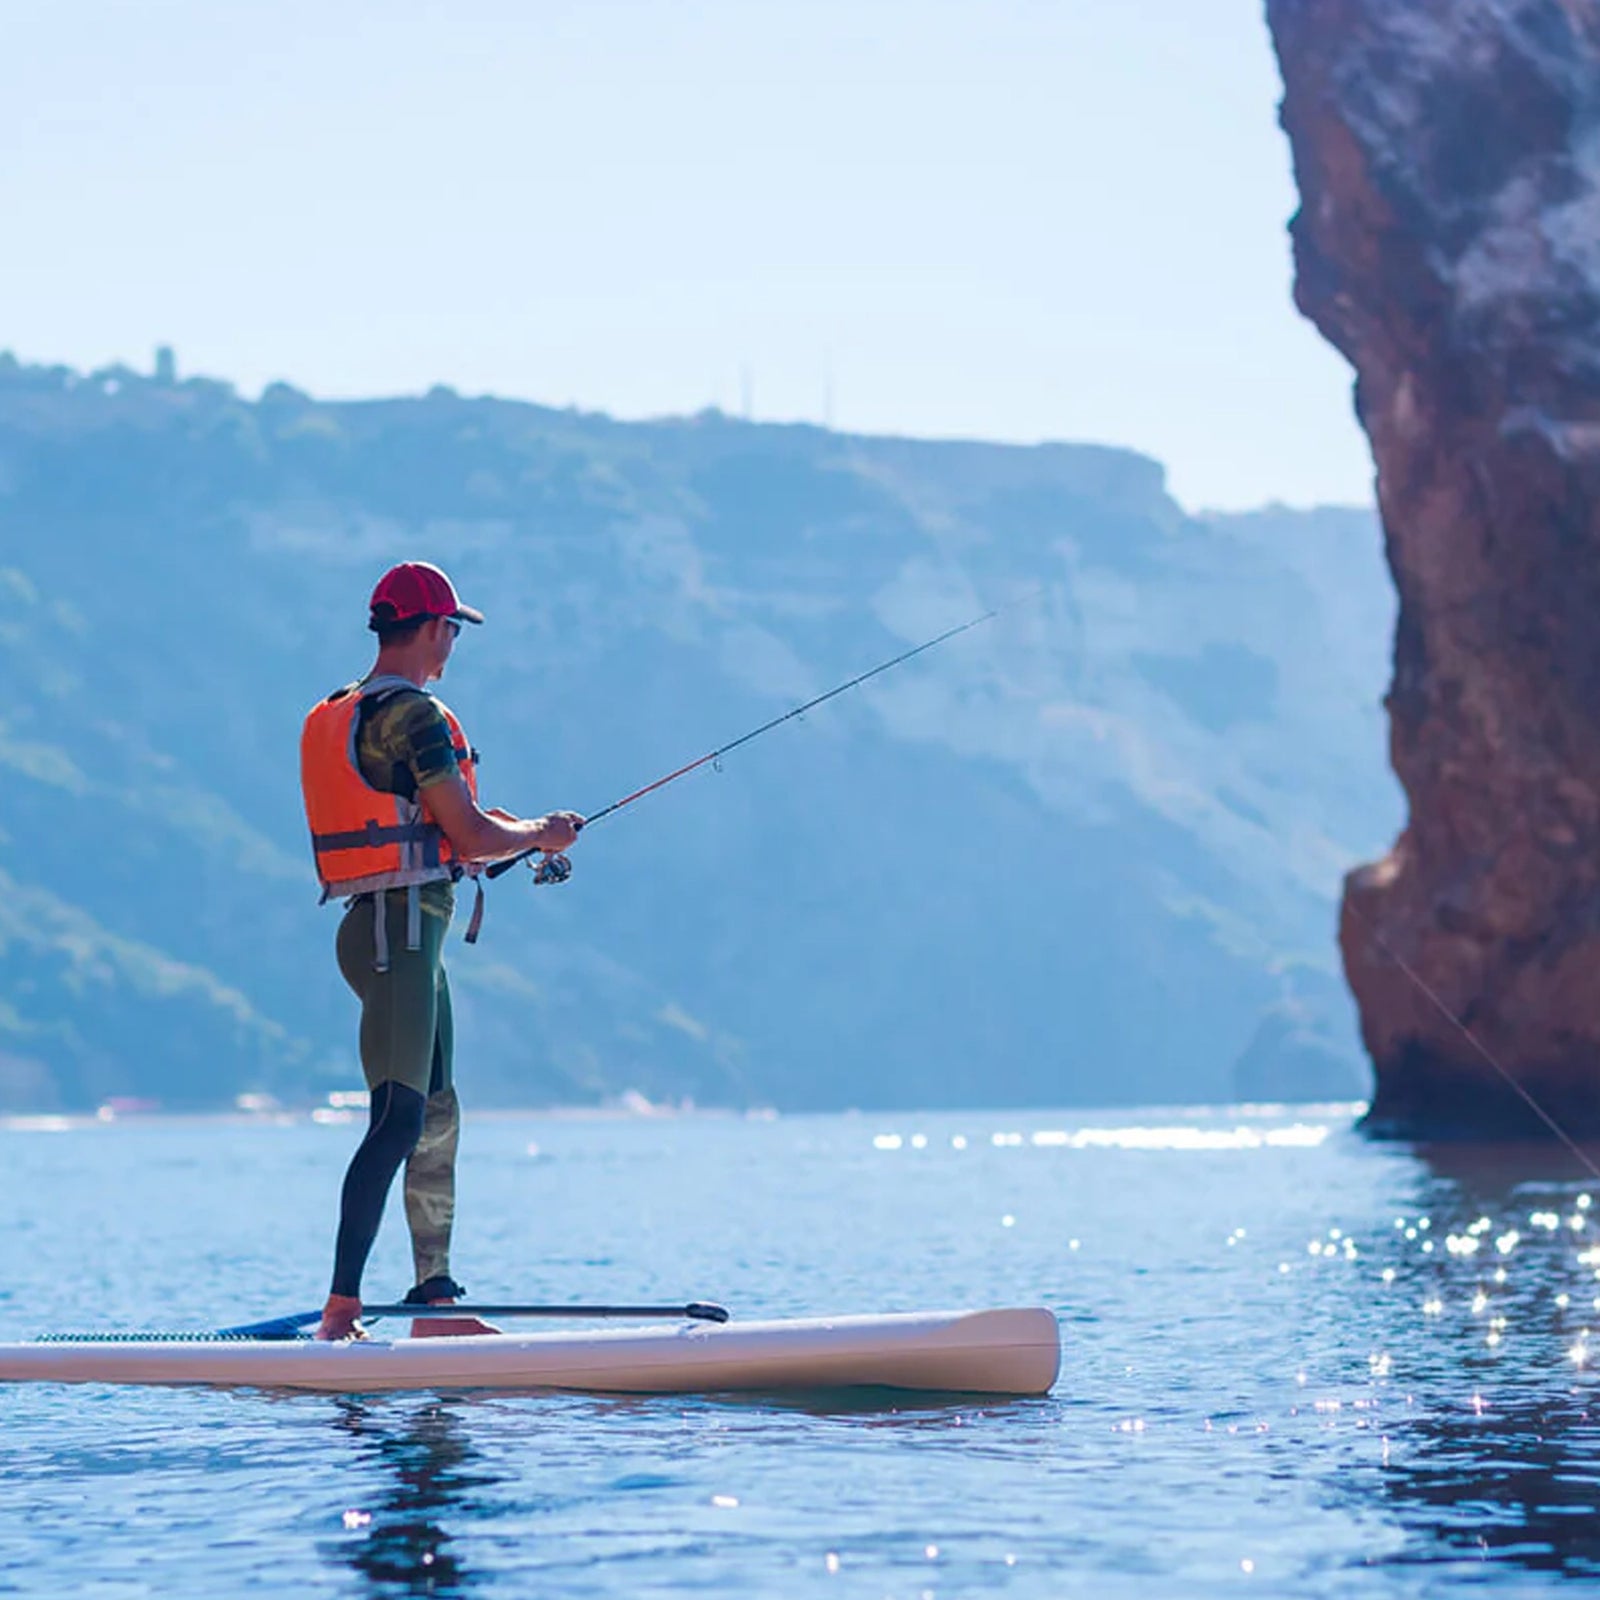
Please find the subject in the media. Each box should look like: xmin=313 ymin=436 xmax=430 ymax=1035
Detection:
xmin=330 ymin=1080 xmax=427 ymax=1298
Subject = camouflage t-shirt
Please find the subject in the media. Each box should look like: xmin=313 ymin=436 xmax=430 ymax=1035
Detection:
xmin=356 ymin=684 xmax=461 ymax=919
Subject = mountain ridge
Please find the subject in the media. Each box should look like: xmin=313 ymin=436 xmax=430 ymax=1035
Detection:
xmin=0 ymin=352 xmax=1397 ymax=1114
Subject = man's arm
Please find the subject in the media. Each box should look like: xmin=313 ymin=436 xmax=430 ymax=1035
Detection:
xmin=419 ymin=774 xmax=582 ymax=861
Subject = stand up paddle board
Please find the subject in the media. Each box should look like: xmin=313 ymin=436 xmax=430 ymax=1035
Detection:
xmin=0 ymin=1307 xmax=1060 ymax=1396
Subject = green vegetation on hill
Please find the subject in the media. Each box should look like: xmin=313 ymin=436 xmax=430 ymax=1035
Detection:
xmin=0 ymin=353 xmax=1398 ymax=1113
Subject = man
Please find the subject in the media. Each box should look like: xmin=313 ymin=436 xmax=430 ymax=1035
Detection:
xmin=300 ymin=560 xmax=582 ymax=1341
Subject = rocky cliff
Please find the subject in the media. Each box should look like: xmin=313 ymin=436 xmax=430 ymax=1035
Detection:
xmin=1269 ymin=0 xmax=1600 ymax=1135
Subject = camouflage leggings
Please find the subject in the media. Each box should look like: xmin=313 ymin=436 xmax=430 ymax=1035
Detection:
xmin=403 ymin=1085 xmax=459 ymax=1287
xmin=336 ymin=891 xmax=460 ymax=1288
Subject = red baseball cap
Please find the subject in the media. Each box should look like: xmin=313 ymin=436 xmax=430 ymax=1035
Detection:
xmin=368 ymin=561 xmax=484 ymax=628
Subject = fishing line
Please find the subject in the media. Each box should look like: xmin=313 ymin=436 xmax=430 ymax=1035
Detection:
xmin=1347 ymin=899 xmax=1600 ymax=1180
xmin=493 ymin=581 xmax=1590 ymax=1167
xmin=487 ymin=587 xmax=1042 ymax=880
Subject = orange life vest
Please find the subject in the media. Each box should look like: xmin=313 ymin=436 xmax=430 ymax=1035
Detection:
xmin=300 ymin=676 xmax=480 ymax=900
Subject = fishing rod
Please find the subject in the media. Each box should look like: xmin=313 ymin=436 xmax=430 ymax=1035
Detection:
xmin=486 ymin=589 xmax=1039 ymax=882
xmin=487 ymin=572 xmax=1600 ymax=1169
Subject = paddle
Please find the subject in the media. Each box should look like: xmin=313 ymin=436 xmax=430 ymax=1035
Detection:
xmin=219 ymin=1301 xmax=731 ymax=1341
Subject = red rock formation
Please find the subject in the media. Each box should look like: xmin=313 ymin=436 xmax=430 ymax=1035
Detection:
xmin=1268 ymin=0 xmax=1600 ymax=1136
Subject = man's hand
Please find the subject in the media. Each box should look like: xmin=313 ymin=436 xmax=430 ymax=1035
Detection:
xmin=529 ymin=811 xmax=584 ymax=853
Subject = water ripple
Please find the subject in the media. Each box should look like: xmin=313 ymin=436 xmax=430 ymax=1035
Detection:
xmin=5 ymin=1110 xmax=1600 ymax=1593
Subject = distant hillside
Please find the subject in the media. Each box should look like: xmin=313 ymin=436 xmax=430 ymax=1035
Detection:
xmin=0 ymin=353 xmax=1398 ymax=1113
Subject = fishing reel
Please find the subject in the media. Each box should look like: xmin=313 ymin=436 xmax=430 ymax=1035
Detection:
xmin=529 ymin=851 xmax=573 ymax=887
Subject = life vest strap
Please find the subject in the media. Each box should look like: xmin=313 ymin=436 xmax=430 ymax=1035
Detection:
xmin=406 ymin=882 xmax=422 ymax=955
xmin=464 ymin=877 xmax=486 ymax=945
xmin=354 ymin=881 xmax=436 ymax=973
xmin=374 ymin=891 xmax=391 ymax=973
xmin=312 ymin=818 xmax=437 ymax=854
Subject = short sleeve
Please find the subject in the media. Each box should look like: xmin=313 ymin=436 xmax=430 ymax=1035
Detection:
xmin=360 ymin=692 xmax=460 ymax=795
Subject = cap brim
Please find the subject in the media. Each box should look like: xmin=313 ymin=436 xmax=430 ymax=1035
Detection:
xmin=453 ymin=605 xmax=485 ymax=625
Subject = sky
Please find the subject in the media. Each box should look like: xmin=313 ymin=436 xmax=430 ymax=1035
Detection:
xmin=3 ymin=1 xmax=1374 ymax=511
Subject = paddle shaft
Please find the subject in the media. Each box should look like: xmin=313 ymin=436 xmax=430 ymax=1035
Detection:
xmin=220 ymin=1300 xmax=730 ymax=1338
xmin=365 ymin=1301 xmax=730 ymax=1323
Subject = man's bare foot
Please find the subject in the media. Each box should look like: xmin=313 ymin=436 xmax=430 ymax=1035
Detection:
xmin=409 ymin=1300 xmax=501 ymax=1338
xmin=315 ymin=1293 xmax=367 ymax=1341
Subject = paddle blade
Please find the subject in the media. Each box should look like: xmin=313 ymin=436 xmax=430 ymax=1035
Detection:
xmin=212 ymin=1313 xmax=318 ymax=1341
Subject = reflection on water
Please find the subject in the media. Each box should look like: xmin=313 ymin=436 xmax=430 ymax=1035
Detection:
xmin=1338 ymin=1141 xmax=1600 ymax=1579
xmin=1381 ymin=1391 xmax=1600 ymax=1576
xmin=324 ymin=1400 xmax=501 ymax=1597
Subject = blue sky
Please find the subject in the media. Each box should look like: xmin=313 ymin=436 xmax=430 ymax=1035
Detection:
xmin=3 ymin=1 xmax=1371 ymax=510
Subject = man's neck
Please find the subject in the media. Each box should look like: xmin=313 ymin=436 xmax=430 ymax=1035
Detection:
xmin=369 ymin=646 xmax=430 ymax=688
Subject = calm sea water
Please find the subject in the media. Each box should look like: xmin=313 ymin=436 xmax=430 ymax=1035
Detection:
xmin=4 ymin=1104 xmax=1600 ymax=1597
